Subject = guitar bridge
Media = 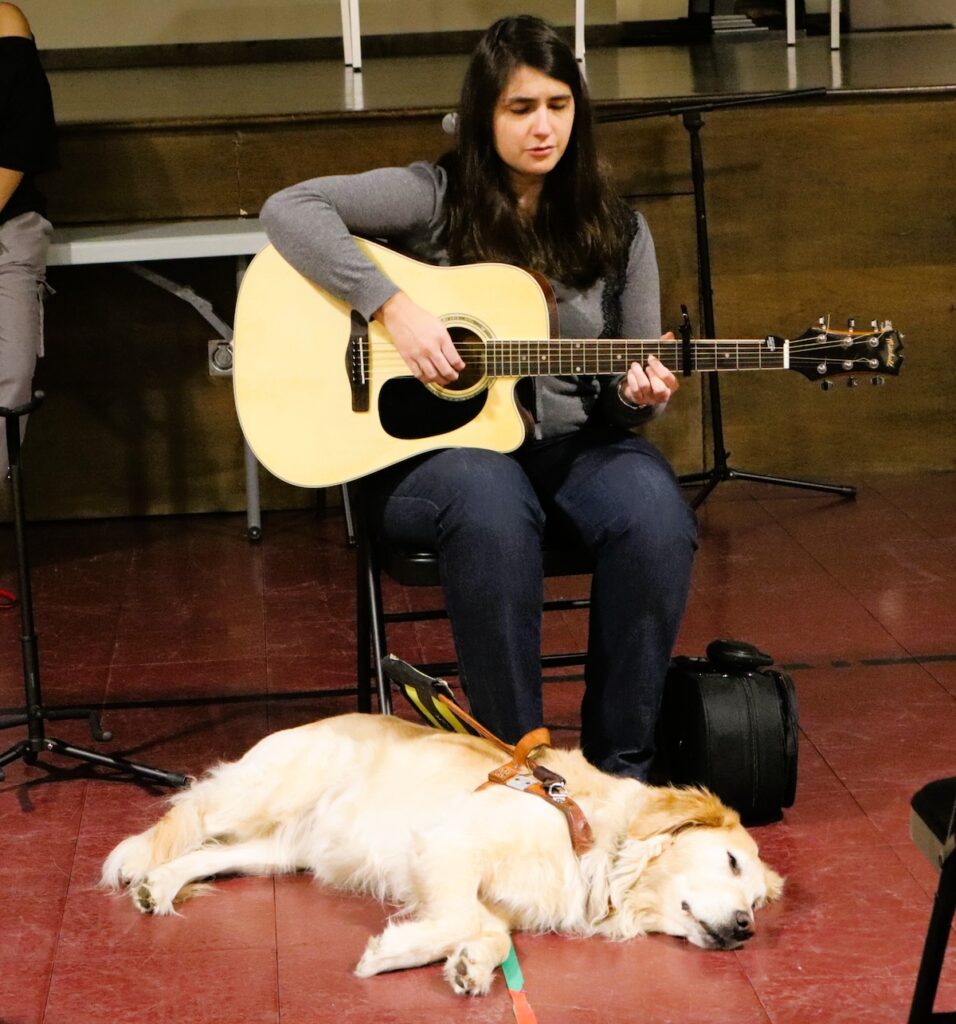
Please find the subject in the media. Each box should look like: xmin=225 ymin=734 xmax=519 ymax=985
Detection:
xmin=348 ymin=310 xmax=370 ymax=412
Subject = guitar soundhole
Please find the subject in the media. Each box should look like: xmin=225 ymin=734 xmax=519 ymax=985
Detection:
xmin=379 ymin=378 xmax=488 ymax=440
xmin=444 ymin=326 xmax=488 ymax=395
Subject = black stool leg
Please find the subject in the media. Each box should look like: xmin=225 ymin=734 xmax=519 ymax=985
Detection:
xmin=909 ymin=859 xmax=956 ymax=1023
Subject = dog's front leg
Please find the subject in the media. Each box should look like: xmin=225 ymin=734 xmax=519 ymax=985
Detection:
xmin=355 ymin=840 xmax=510 ymax=995
xmin=356 ymin=907 xmax=510 ymax=995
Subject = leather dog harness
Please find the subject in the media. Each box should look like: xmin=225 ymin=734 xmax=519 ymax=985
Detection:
xmin=432 ymin=695 xmax=594 ymax=856
xmin=381 ymin=654 xmax=595 ymax=857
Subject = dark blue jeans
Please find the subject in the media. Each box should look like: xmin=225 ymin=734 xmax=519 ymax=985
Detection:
xmin=369 ymin=428 xmax=697 ymax=780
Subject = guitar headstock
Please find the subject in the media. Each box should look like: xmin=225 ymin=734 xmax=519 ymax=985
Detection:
xmin=789 ymin=317 xmax=904 ymax=388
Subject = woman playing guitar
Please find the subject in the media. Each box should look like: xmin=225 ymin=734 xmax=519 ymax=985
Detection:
xmin=260 ymin=15 xmax=697 ymax=781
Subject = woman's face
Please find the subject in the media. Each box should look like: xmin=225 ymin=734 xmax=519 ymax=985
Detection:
xmin=492 ymin=64 xmax=575 ymax=185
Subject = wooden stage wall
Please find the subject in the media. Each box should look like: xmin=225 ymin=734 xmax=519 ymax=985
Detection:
xmin=6 ymin=93 xmax=954 ymax=521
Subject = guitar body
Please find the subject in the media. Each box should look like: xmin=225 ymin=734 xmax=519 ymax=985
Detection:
xmin=233 ymin=239 xmax=555 ymax=487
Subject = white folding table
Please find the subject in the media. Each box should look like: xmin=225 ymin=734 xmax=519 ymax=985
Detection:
xmin=47 ymin=218 xmax=269 ymax=539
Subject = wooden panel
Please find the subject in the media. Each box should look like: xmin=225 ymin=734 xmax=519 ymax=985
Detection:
xmin=597 ymin=114 xmax=694 ymax=198
xmin=237 ymin=116 xmax=452 ymax=211
xmin=698 ymin=97 xmax=956 ymax=477
xmin=45 ymin=128 xmax=240 ymax=223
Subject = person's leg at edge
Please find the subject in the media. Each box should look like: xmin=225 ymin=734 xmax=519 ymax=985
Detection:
xmin=370 ymin=447 xmax=547 ymax=743
xmin=533 ymin=432 xmax=697 ymax=780
xmin=0 ymin=212 xmax=51 ymax=475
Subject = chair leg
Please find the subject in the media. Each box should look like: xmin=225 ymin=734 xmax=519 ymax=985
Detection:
xmin=355 ymin=528 xmax=373 ymax=714
xmin=909 ymin=859 xmax=956 ymax=1023
xmin=366 ymin=548 xmax=392 ymax=716
xmin=351 ymin=485 xmax=391 ymax=716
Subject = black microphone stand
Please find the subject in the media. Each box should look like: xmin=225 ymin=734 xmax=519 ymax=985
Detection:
xmin=0 ymin=394 xmax=187 ymax=786
xmin=602 ymin=89 xmax=856 ymax=508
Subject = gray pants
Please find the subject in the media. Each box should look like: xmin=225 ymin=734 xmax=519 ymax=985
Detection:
xmin=0 ymin=210 xmax=52 ymax=472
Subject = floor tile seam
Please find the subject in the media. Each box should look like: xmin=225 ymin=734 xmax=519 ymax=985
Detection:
xmin=749 ymin=497 xmax=922 ymax=646
xmin=107 ymin=654 xmax=270 ymax=679
xmin=757 ymin=524 xmax=937 ymax=651
xmin=793 ymin=729 xmax=881 ymax=823
xmin=731 ymin=948 xmax=777 ymax=1024
xmin=271 ymin=877 xmax=283 ymax=1021
xmin=39 ymin=840 xmax=76 ymax=1024
xmin=108 ymin=543 xmax=147 ymax=669
xmin=867 ymin=477 xmax=952 ymax=541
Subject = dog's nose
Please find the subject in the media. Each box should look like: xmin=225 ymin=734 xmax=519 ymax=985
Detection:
xmin=733 ymin=911 xmax=754 ymax=940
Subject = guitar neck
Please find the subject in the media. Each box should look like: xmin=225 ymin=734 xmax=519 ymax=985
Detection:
xmin=485 ymin=338 xmax=788 ymax=376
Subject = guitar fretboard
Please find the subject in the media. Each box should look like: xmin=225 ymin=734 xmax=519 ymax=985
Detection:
xmin=484 ymin=338 xmax=787 ymax=376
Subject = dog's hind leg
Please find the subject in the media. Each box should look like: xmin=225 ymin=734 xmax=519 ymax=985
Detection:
xmin=132 ymin=835 xmax=299 ymax=915
xmin=102 ymin=797 xmax=207 ymax=889
xmin=103 ymin=748 xmax=301 ymax=890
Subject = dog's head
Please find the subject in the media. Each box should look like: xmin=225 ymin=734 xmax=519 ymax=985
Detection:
xmin=598 ymin=786 xmax=783 ymax=949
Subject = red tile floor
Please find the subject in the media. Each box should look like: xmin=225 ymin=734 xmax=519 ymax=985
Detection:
xmin=1 ymin=473 xmax=954 ymax=1024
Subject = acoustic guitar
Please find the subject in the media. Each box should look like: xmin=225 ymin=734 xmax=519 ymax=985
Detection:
xmin=232 ymin=238 xmax=903 ymax=488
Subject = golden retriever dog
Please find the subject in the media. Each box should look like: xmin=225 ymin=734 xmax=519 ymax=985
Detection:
xmin=103 ymin=714 xmax=783 ymax=995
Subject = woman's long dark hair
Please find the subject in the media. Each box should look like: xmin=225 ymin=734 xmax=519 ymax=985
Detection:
xmin=440 ymin=15 xmax=631 ymax=288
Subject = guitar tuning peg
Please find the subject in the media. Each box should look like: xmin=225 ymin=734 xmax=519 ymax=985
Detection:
xmin=847 ymin=376 xmax=859 ymax=388
xmin=847 ymin=317 xmax=856 ymax=330
xmin=818 ymin=316 xmax=827 ymax=327
xmin=820 ymin=380 xmax=833 ymax=391
xmin=871 ymin=376 xmax=885 ymax=386
xmin=871 ymin=319 xmax=879 ymax=329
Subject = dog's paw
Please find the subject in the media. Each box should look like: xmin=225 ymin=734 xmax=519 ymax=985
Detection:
xmin=443 ymin=944 xmax=495 ymax=996
xmin=101 ymin=833 xmax=155 ymax=889
xmin=354 ymin=937 xmax=383 ymax=978
xmin=132 ymin=882 xmax=157 ymax=914
xmin=130 ymin=870 xmax=178 ymax=916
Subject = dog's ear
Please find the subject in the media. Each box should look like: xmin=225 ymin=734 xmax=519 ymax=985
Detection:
xmin=763 ymin=865 xmax=785 ymax=903
xmin=629 ymin=786 xmax=739 ymax=841
xmin=599 ymin=833 xmax=671 ymax=929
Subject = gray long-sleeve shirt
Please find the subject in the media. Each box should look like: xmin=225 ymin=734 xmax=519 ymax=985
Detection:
xmin=260 ymin=161 xmax=663 ymax=438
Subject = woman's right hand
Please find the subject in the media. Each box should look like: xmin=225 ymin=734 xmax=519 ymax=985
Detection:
xmin=375 ymin=291 xmax=465 ymax=385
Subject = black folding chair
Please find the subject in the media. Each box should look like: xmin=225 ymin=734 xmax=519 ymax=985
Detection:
xmin=350 ymin=483 xmax=592 ymax=715
xmin=908 ymin=776 xmax=956 ymax=1023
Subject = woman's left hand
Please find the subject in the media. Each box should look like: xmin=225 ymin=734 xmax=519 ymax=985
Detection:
xmin=620 ymin=332 xmax=680 ymax=407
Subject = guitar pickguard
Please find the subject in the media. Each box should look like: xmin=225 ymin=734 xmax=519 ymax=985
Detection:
xmin=379 ymin=378 xmax=488 ymax=440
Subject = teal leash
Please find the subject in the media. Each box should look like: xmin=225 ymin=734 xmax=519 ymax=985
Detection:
xmin=501 ymin=940 xmax=538 ymax=1023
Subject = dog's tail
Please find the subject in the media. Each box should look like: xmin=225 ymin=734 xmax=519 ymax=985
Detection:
xmin=101 ymin=789 xmax=207 ymax=889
